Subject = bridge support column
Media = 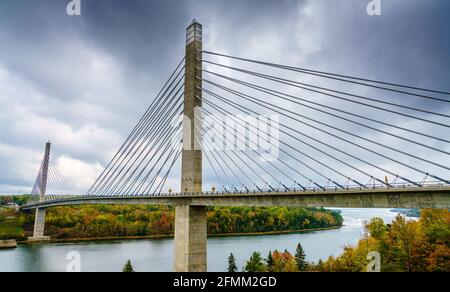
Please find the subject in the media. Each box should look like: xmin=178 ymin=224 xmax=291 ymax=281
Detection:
xmin=28 ymin=142 xmax=51 ymax=243
xmin=174 ymin=20 xmax=207 ymax=272
xmin=28 ymin=208 xmax=50 ymax=242
xmin=174 ymin=205 xmax=207 ymax=272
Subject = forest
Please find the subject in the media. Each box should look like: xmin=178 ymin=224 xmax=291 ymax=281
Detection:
xmin=239 ymin=209 xmax=449 ymax=272
xmin=0 ymin=196 xmax=343 ymax=241
xmin=312 ymin=209 xmax=449 ymax=272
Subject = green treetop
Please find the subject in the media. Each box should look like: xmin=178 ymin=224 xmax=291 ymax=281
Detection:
xmin=244 ymin=252 xmax=267 ymax=272
xmin=228 ymin=253 xmax=238 ymax=272
xmin=122 ymin=260 xmax=135 ymax=272
xmin=295 ymin=243 xmax=308 ymax=272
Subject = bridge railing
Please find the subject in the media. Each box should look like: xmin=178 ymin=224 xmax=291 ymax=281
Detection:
xmin=20 ymin=180 xmax=449 ymax=208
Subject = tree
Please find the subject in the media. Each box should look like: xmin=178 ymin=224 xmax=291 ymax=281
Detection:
xmin=228 ymin=253 xmax=238 ymax=272
xmin=391 ymin=215 xmax=421 ymax=272
xmin=295 ymin=243 xmax=307 ymax=271
xmin=266 ymin=250 xmax=274 ymax=271
xmin=366 ymin=218 xmax=388 ymax=240
xmin=270 ymin=250 xmax=299 ymax=272
xmin=420 ymin=209 xmax=450 ymax=245
xmin=244 ymin=252 xmax=267 ymax=272
xmin=271 ymin=250 xmax=283 ymax=272
xmin=282 ymin=250 xmax=298 ymax=272
xmin=122 ymin=260 xmax=135 ymax=272
xmin=427 ymin=243 xmax=450 ymax=272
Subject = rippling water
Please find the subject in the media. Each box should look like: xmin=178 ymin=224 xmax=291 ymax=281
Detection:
xmin=0 ymin=208 xmax=411 ymax=272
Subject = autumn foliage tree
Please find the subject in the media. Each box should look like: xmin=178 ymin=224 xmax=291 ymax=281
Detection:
xmin=266 ymin=250 xmax=299 ymax=272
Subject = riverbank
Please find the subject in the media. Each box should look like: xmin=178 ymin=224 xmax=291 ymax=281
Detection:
xmin=17 ymin=225 xmax=342 ymax=245
xmin=0 ymin=239 xmax=17 ymax=248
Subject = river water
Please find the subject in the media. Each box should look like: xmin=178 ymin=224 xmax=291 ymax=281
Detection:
xmin=0 ymin=208 xmax=410 ymax=272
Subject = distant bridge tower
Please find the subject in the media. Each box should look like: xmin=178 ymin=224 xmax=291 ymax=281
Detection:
xmin=174 ymin=20 xmax=207 ymax=272
xmin=28 ymin=142 xmax=51 ymax=242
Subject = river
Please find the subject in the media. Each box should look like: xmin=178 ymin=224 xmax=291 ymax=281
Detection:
xmin=0 ymin=208 xmax=412 ymax=272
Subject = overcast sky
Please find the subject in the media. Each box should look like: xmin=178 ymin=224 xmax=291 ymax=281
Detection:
xmin=0 ymin=0 xmax=449 ymax=195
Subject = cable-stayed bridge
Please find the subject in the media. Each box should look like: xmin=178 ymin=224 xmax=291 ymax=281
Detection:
xmin=21 ymin=21 xmax=450 ymax=271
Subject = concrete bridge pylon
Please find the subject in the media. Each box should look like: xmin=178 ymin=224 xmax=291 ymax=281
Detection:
xmin=29 ymin=142 xmax=51 ymax=243
xmin=173 ymin=20 xmax=207 ymax=272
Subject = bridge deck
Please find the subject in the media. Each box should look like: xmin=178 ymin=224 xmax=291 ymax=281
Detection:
xmin=21 ymin=186 xmax=450 ymax=210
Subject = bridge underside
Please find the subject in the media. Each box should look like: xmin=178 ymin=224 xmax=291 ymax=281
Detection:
xmin=21 ymin=188 xmax=450 ymax=210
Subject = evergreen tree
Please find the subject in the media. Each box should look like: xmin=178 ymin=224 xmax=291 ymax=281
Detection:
xmin=295 ymin=243 xmax=307 ymax=271
xmin=244 ymin=252 xmax=267 ymax=272
xmin=122 ymin=260 xmax=135 ymax=272
xmin=266 ymin=250 xmax=274 ymax=271
xmin=228 ymin=253 xmax=238 ymax=272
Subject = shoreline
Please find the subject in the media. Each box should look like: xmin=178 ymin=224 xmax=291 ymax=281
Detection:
xmin=17 ymin=225 xmax=342 ymax=245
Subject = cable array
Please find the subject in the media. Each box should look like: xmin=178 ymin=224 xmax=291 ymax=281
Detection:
xmin=198 ymin=51 xmax=450 ymax=191
xmin=85 ymin=59 xmax=185 ymax=196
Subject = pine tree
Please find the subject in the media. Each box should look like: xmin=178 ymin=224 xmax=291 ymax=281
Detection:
xmin=122 ymin=260 xmax=135 ymax=272
xmin=266 ymin=250 xmax=274 ymax=271
xmin=228 ymin=253 xmax=238 ymax=272
xmin=295 ymin=243 xmax=307 ymax=272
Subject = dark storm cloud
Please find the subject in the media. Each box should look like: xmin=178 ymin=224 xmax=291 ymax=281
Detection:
xmin=0 ymin=0 xmax=448 ymax=194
